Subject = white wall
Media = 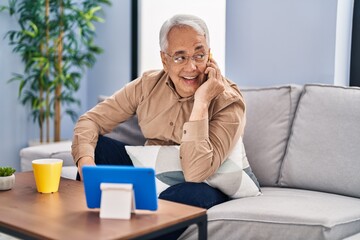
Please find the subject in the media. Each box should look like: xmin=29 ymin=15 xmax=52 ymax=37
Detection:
xmin=334 ymin=0 xmax=354 ymax=86
xmin=0 ymin=12 xmax=29 ymax=170
xmin=138 ymin=0 xmax=226 ymax=75
xmin=86 ymin=0 xmax=132 ymax=108
xmin=226 ymin=0 xmax=353 ymax=87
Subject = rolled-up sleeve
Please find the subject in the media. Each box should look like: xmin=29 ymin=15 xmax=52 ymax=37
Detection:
xmin=71 ymin=78 xmax=143 ymax=164
xmin=180 ymin=98 xmax=245 ymax=182
xmin=71 ymin=116 xmax=101 ymax=164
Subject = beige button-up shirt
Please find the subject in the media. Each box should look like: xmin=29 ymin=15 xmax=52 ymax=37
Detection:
xmin=72 ymin=70 xmax=246 ymax=182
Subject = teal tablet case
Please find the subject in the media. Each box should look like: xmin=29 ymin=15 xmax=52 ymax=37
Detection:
xmin=82 ymin=166 xmax=158 ymax=211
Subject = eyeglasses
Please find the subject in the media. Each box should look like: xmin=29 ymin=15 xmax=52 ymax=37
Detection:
xmin=164 ymin=52 xmax=208 ymax=65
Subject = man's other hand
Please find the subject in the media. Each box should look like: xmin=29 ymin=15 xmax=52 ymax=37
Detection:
xmin=77 ymin=156 xmax=96 ymax=181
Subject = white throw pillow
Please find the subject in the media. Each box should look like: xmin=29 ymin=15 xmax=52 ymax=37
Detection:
xmin=125 ymin=138 xmax=261 ymax=198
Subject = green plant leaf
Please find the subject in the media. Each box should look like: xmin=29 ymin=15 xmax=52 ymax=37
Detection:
xmin=3 ymin=0 xmax=111 ymax=142
xmin=86 ymin=21 xmax=95 ymax=31
xmin=0 ymin=6 xmax=9 ymax=12
xmin=88 ymin=6 xmax=102 ymax=16
xmin=92 ymin=16 xmax=104 ymax=23
xmin=28 ymin=21 xmax=39 ymax=36
xmin=0 ymin=167 xmax=16 ymax=177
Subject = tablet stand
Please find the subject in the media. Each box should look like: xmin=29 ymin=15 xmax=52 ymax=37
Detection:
xmin=100 ymin=183 xmax=136 ymax=219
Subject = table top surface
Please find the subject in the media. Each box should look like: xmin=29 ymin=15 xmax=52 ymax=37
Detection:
xmin=0 ymin=172 xmax=206 ymax=240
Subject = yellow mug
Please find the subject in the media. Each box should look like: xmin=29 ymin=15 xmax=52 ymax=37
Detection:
xmin=32 ymin=158 xmax=63 ymax=193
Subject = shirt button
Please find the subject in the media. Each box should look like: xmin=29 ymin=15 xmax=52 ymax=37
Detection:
xmin=183 ymin=130 xmax=187 ymax=134
xmin=170 ymin=122 xmax=174 ymax=126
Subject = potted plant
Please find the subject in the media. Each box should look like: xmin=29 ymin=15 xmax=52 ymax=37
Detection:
xmin=0 ymin=167 xmax=16 ymax=190
xmin=1 ymin=0 xmax=111 ymax=144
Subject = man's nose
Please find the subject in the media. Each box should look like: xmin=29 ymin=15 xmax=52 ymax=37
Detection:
xmin=183 ymin=57 xmax=197 ymax=71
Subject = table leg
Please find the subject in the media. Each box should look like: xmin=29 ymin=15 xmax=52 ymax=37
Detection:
xmin=131 ymin=213 xmax=208 ymax=240
xmin=197 ymin=214 xmax=208 ymax=240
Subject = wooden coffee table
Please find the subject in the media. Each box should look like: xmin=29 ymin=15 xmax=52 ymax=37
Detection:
xmin=0 ymin=172 xmax=207 ymax=239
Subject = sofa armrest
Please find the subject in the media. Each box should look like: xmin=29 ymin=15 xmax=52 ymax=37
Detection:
xmin=20 ymin=141 xmax=74 ymax=171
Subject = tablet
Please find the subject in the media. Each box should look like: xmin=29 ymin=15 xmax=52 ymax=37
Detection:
xmin=82 ymin=165 xmax=158 ymax=211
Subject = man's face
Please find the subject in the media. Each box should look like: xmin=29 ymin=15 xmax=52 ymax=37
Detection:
xmin=161 ymin=26 xmax=209 ymax=98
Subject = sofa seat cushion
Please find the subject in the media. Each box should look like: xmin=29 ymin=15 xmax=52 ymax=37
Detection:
xmin=180 ymin=187 xmax=360 ymax=240
xmin=61 ymin=166 xmax=77 ymax=180
xmin=343 ymin=232 xmax=360 ymax=240
xmin=279 ymin=84 xmax=360 ymax=198
xmin=241 ymin=85 xmax=302 ymax=187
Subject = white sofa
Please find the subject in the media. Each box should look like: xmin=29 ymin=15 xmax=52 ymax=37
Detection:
xmin=20 ymin=141 xmax=77 ymax=179
xmin=20 ymin=84 xmax=360 ymax=240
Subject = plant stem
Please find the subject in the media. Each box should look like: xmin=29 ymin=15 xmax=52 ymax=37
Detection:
xmin=39 ymin=43 xmax=44 ymax=143
xmin=45 ymin=0 xmax=50 ymax=143
xmin=54 ymin=0 xmax=64 ymax=142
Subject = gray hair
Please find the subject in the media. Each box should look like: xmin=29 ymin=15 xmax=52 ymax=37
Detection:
xmin=159 ymin=14 xmax=210 ymax=52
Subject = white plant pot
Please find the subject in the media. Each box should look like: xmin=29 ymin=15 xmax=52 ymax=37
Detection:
xmin=0 ymin=174 xmax=15 ymax=190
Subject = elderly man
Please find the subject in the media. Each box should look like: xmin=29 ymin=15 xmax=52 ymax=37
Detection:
xmin=72 ymin=13 xmax=245 ymax=215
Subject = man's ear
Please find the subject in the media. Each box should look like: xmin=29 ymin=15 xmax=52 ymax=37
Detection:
xmin=160 ymin=51 xmax=168 ymax=72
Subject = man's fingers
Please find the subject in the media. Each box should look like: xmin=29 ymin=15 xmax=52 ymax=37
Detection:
xmin=206 ymin=56 xmax=222 ymax=82
xmin=207 ymin=67 xmax=216 ymax=79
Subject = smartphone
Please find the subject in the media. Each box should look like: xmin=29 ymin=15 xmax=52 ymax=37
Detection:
xmin=205 ymin=51 xmax=212 ymax=81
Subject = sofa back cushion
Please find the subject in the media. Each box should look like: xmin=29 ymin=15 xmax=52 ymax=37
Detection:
xmin=241 ymin=85 xmax=302 ymax=187
xmin=105 ymin=115 xmax=146 ymax=146
xmin=279 ymin=84 xmax=360 ymax=198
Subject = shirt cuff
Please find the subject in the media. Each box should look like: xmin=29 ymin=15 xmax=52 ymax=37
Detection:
xmin=73 ymin=143 xmax=95 ymax=164
xmin=182 ymin=118 xmax=208 ymax=142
